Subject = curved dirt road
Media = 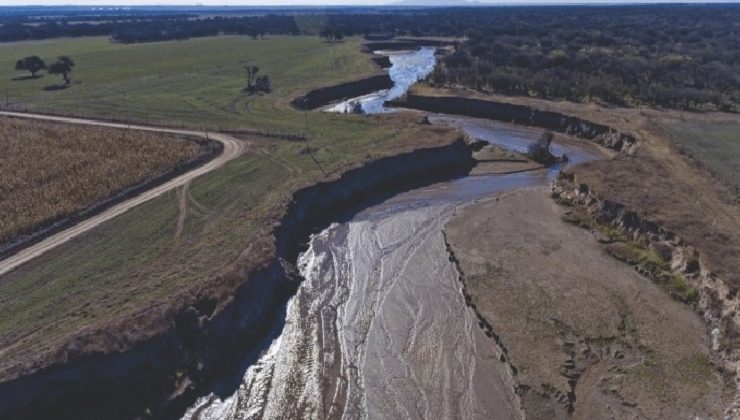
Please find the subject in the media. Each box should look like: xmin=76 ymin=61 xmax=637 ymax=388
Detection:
xmin=0 ymin=111 xmax=248 ymax=277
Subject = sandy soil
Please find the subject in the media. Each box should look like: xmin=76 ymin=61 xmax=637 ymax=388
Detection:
xmin=444 ymin=188 xmax=729 ymax=419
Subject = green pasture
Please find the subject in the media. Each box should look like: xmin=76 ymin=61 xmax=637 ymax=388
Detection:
xmin=662 ymin=120 xmax=740 ymax=189
xmin=1 ymin=35 xmax=377 ymax=132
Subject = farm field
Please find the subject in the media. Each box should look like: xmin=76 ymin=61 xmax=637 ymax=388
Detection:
xmin=0 ymin=117 xmax=210 ymax=247
xmin=1 ymin=35 xmax=377 ymax=131
xmin=659 ymin=119 xmax=740 ymax=190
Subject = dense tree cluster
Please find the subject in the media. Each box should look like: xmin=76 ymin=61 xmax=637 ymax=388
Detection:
xmin=109 ymin=16 xmax=299 ymax=43
xmin=429 ymin=6 xmax=740 ymax=111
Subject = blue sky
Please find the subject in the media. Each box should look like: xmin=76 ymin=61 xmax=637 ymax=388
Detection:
xmin=1 ymin=1 xmax=738 ymax=5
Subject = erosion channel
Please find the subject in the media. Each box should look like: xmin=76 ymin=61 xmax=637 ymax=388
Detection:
xmin=184 ymin=48 xmax=605 ymax=420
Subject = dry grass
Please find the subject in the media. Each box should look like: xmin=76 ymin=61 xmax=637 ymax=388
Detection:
xmin=0 ymin=117 xmax=205 ymax=246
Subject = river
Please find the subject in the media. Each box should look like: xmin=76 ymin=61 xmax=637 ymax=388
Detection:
xmin=183 ymin=48 xmax=602 ymax=420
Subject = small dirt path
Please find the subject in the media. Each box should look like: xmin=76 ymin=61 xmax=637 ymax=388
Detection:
xmin=0 ymin=111 xmax=249 ymax=277
xmin=174 ymin=181 xmax=190 ymax=241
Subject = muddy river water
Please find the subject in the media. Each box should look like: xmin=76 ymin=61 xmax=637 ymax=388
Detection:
xmin=183 ymin=49 xmax=602 ymax=420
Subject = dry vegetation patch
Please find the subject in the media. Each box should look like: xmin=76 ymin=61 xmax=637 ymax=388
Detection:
xmin=0 ymin=117 xmax=209 ymax=247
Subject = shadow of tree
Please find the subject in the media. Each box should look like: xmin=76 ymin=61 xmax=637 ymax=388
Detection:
xmin=12 ymin=75 xmax=43 ymax=81
xmin=43 ymin=84 xmax=68 ymax=91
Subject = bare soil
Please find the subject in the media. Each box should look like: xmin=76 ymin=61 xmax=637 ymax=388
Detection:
xmin=444 ymin=188 xmax=729 ymax=419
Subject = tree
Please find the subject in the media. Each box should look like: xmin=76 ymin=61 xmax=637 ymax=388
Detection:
xmin=48 ymin=56 xmax=75 ymax=85
xmin=244 ymin=65 xmax=259 ymax=90
xmin=255 ymin=75 xmax=271 ymax=93
xmin=15 ymin=56 xmax=46 ymax=78
xmin=333 ymin=28 xmax=344 ymax=42
xmin=527 ymin=130 xmax=558 ymax=164
xmin=320 ymin=26 xmax=343 ymax=43
xmin=243 ymin=66 xmax=271 ymax=94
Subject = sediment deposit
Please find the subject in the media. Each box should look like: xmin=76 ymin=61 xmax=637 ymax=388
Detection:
xmin=444 ymin=188 xmax=730 ymax=419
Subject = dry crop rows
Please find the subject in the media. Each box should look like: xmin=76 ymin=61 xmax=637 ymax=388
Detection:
xmin=0 ymin=117 xmax=204 ymax=245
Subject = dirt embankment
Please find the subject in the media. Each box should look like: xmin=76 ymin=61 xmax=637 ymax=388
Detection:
xmin=390 ymin=93 xmax=638 ymax=154
xmin=444 ymin=189 xmax=730 ymax=419
xmin=0 ymin=135 xmax=479 ymax=419
xmin=371 ymin=55 xmax=391 ymax=69
xmin=553 ymin=176 xmax=740 ymax=418
xmin=291 ymin=74 xmax=393 ymax=110
xmin=363 ymin=39 xmax=453 ymax=52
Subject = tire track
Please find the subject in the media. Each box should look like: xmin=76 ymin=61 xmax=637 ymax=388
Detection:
xmin=0 ymin=111 xmax=249 ymax=277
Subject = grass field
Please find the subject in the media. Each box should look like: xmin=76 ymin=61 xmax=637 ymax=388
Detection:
xmin=0 ymin=35 xmax=463 ymax=377
xmin=659 ymin=120 xmax=740 ymax=190
xmin=0 ymin=117 xmax=206 ymax=246
xmin=1 ymin=35 xmax=377 ymax=131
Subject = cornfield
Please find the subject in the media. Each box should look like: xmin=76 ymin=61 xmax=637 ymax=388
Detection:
xmin=0 ymin=117 xmax=205 ymax=246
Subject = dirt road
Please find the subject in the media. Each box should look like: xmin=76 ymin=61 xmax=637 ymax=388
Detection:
xmin=0 ymin=111 xmax=248 ymax=277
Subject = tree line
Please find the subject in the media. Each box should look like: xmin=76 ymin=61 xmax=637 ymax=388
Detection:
xmin=0 ymin=15 xmax=301 ymax=44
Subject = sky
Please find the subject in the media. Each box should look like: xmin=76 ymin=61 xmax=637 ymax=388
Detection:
xmin=0 ymin=0 xmax=738 ymax=5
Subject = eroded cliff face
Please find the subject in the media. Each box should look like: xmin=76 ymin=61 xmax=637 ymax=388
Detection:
xmin=292 ymin=74 xmax=393 ymax=110
xmin=553 ymin=174 xmax=740 ymax=419
xmin=0 ymin=137 xmax=478 ymax=420
xmin=390 ymin=94 xmax=639 ymax=154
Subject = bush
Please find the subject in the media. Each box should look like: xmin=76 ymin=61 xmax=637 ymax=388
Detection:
xmin=527 ymin=131 xmax=558 ymax=164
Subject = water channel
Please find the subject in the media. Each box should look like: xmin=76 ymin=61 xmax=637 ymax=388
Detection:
xmin=183 ymin=47 xmax=602 ymax=420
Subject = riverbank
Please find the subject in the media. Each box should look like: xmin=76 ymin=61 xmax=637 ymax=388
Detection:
xmin=395 ymin=84 xmax=739 ymax=322
xmin=406 ymin=84 xmax=740 ymax=417
xmin=0 ymin=119 xmax=478 ymax=419
xmin=444 ymin=188 xmax=730 ymax=418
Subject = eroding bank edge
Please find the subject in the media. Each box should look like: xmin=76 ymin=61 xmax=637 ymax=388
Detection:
xmin=394 ymin=91 xmax=738 ymax=416
xmin=388 ymin=93 xmax=638 ymax=154
xmin=553 ymin=176 xmax=740 ymax=418
xmin=292 ymin=74 xmax=393 ymax=110
xmin=0 ymin=136 xmax=478 ymax=420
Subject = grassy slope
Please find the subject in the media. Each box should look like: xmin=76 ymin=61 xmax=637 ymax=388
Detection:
xmin=0 ymin=36 xmax=459 ymax=377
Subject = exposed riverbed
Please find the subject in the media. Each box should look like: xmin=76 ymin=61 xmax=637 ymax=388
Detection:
xmin=183 ymin=48 xmax=604 ymax=420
